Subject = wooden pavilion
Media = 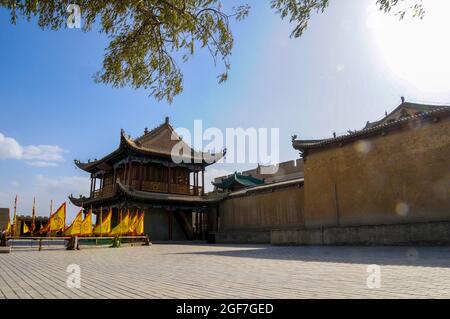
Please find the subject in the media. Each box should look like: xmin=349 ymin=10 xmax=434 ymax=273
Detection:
xmin=69 ymin=117 xmax=226 ymax=241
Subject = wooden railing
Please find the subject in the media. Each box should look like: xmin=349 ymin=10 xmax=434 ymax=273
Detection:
xmin=171 ymin=184 xmax=190 ymax=195
xmin=141 ymin=181 xmax=168 ymax=193
xmin=190 ymin=186 xmax=203 ymax=196
xmin=93 ymin=184 xmax=116 ymax=199
xmin=133 ymin=180 xmax=201 ymax=196
xmin=93 ymin=180 xmax=202 ymax=197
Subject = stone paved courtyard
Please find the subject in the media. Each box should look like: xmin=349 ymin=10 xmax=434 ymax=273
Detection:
xmin=1 ymin=244 xmax=450 ymax=299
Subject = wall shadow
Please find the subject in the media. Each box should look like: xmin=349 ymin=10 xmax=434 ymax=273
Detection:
xmin=170 ymin=244 xmax=450 ymax=268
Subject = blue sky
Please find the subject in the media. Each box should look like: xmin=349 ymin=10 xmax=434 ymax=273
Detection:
xmin=1 ymin=0 xmax=450 ymax=219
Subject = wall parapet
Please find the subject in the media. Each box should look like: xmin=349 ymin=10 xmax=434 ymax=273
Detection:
xmin=271 ymin=221 xmax=450 ymax=246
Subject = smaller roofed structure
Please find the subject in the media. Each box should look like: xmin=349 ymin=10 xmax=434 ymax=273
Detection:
xmin=213 ymin=172 xmax=264 ymax=192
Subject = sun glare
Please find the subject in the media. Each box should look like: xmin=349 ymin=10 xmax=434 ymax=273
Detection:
xmin=367 ymin=0 xmax=450 ymax=93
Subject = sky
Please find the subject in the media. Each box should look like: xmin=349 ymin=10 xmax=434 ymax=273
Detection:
xmin=1 ymin=0 xmax=450 ymax=220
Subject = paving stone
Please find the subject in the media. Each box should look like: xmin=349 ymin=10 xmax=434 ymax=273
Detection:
xmin=0 ymin=244 xmax=450 ymax=298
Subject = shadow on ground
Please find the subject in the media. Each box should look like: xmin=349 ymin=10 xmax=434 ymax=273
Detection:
xmin=168 ymin=244 xmax=450 ymax=268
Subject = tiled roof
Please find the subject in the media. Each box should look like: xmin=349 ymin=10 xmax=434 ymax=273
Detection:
xmin=74 ymin=118 xmax=225 ymax=172
xmin=293 ymin=103 xmax=450 ymax=152
xmin=212 ymin=172 xmax=264 ymax=189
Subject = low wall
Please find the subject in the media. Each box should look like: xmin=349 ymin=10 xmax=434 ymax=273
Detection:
xmin=271 ymin=221 xmax=450 ymax=245
xmin=215 ymin=231 xmax=270 ymax=244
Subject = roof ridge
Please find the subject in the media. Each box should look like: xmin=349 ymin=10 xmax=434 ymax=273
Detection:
xmin=294 ymin=105 xmax=450 ymax=150
xmin=134 ymin=122 xmax=171 ymax=143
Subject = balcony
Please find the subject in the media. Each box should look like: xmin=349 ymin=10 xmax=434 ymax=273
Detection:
xmin=132 ymin=180 xmax=202 ymax=196
xmin=93 ymin=184 xmax=116 ymax=199
xmin=92 ymin=180 xmax=204 ymax=198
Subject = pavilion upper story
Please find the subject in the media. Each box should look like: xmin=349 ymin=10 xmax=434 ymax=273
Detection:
xmin=69 ymin=117 xmax=225 ymax=208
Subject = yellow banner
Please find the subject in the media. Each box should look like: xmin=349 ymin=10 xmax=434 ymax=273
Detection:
xmin=23 ymin=222 xmax=30 ymax=234
xmin=80 ymin=210 xmax=93 ymax=236
xmin=136 ymin=211 xmax=145 ymax=236
xmin=93 ymin=209 xmax=112 ymax=236
xmin=64 ymin=211 xmax=83 ymax=236
xmin=5 ymin=221 xmax=11 ymax=235
xmin=129 ymin=212 xmax=139 ymax=235
xmin=49 ymin=203 xmax=66 ymax=232
xmin=111 ymin=211 xmax=130 ymax=236
xmin=37 ymin=222 xmax=49 ymax=235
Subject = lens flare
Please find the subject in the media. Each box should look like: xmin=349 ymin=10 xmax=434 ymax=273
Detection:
xmin=395 ymin=202 xmax=410 ymax=217
xmin=367 ymin=0 xmax=450 ymax=93
xmin=354 ymin=140 xmax=372 ymax=154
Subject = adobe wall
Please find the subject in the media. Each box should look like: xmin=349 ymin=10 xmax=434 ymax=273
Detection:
xmin=219 ymin=187 xmax=304 ymax=231
xmin=303 ymin=116 xmax=450 ymax=228
xmin=215 ymin=186 xmax=304 ymax=243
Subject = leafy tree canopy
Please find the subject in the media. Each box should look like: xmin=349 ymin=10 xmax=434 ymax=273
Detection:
xmin=0 ymin=0 xmax=423 ymax=102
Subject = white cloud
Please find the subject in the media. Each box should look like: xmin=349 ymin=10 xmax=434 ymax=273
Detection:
xmin=0 ymin=133 xmax=22 ymax=159
xmin=26 ymin=161 xmax=59 ymax=168
xmin=0 ymin=132 xmax=66 ymax=167
xmin=23 ymin=145 xmax=65 ymax=162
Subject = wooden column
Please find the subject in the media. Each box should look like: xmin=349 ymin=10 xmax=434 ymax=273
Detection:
xmin=127 ymin=161 xmax=132 ymax=185
xmin=195 ymin=212 xmax=198 ymax=239
xmin=168 ymin=210 xmax=173 ymax=241
xmin=217 ymin=207 xmax=220 ymax=232
xmin=90 ymin=176 xmax=94 ymax=197
xmin=123 ymin=162 xmax=127 ymax=184
xmin=139 ymin=161 xmax=144 ymax=190
xmin=200 ymin=211 xmax=203 ymax=240
xmin=194 ymin=212 xmax=198 ymax=239
xmin=194 ymin=172 xmax=198 ymax=196
xmin=167 ymin=165 xmax=171 ymax=193
xmin=127 ymin=161 xmax=132 ymax=186
xmin=201 ymin=169 xmax=205 ymax=196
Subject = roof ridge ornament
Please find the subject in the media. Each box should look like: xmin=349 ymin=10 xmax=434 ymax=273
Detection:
xmin=291 ymin=135 xmax=297 ymax=143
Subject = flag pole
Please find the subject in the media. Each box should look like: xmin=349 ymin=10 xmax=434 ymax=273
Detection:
xmin=31 ymin=197 xmax=36 ymax=236
xmin=119 ymin=208 xmax=123 ymax=237
xmin=63 ymin=202 xmax=66 ymax=237
xmin=12 ymin=195 xmax=18 ymax=237
xmin=100 ymin=206 xmax=103 ymax=238
xmin=48 ymin=200 xmax=53 ymax=238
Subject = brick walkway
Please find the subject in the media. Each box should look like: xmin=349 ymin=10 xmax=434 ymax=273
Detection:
xmin=0 ymin=244 xmax=450 ymax=298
